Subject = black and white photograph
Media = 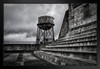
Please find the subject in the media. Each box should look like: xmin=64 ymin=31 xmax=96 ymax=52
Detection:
xmin=3 ymin=3 xmax=97 ymax=66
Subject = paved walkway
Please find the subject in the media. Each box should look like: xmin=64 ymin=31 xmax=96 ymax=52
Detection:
xmin=23 ymin=53 xmax=38 ymax=61
xmin=4 ymin=53 xmax=19 ymax=62
xmin=3 ymin=53 xmax=53 ymax=66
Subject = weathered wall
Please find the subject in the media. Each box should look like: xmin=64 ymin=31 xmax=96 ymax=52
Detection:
xmin=58 ymin=10 xmax=69 ymax=39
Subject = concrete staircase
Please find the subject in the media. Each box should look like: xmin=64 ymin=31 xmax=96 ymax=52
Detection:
xmin=34 ymin=21 xmax=97 ymax=66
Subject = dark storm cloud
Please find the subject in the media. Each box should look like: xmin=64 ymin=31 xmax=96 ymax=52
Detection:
xmin=4 ymin=4 xmax=68 ymax=41
xmin=4 ymin=29 xmax=36 ymax=36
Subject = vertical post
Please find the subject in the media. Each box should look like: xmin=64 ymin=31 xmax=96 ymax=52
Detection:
xmin=36 ymin=26 xmax=39 ymax=44
xmin=44 ymin=30 xmax=45 ymax=44
xmin=52 ymin=26 xmax=55 ymax=41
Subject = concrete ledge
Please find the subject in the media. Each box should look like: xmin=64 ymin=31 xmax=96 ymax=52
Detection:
xmin=34 ymin=51 xmax=96 ymax=66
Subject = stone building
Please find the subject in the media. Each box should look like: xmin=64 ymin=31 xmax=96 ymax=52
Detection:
xmin=58 ymin=10 xmax=69 ymax=39
xmin=34 ymin=3 xmax=97 ymax=65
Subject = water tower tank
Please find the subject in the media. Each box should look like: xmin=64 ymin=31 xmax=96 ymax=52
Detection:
xmin=36 ymin=16 xmax=55 ymax=44
xmin=37 ymin=16 xmax=54 ymax=30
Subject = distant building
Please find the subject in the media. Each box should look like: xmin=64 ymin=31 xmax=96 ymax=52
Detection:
xmin=4 ymin=41 xmax=36 ymax=44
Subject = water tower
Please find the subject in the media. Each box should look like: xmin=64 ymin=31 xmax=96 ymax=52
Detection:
xmin=36 ymin=16 xmax=55 ymax=44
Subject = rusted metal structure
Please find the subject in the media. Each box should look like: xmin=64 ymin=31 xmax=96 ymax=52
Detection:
xmin=36 ymin=16 xmax=55 ymax=44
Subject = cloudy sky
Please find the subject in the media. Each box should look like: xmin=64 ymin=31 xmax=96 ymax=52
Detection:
xmin=4 ymin=4 xmax=68 ymax=43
